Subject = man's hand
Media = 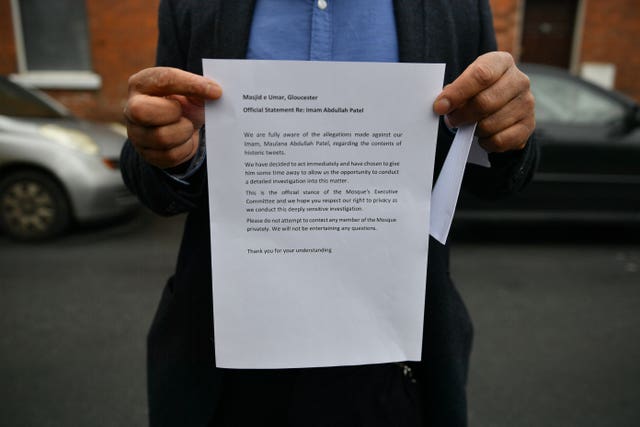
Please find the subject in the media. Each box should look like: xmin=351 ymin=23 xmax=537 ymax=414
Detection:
xmin=433 ymin=52 xmax=535 ymax=153
xmin=124 ymin=67 xmax=222 ymax=169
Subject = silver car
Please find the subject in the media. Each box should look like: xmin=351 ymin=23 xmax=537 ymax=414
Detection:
xmin=0 ymin=76 xmax=137 ymax=240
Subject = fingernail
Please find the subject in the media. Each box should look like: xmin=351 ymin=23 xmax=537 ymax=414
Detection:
xmin=444 ymin=115 xmax=457 ymax=130
xmin=434 ymin=97 xmax=451 ymax=114
xmin=206 ymin=81 xmax=222 ymax=98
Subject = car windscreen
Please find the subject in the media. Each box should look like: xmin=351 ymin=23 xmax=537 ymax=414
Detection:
xmin=531 ymin=72 xmax=627 ymax=125
xmin=0 ymin=78 xmax=66 ymax=119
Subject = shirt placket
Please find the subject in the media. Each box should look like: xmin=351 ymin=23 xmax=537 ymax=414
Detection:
xmin=310 ymin=0 xmax=332 ymax=60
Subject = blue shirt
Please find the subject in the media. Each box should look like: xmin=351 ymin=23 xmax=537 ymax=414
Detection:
xmin=247 ymin=0 xmax=399 ymax=62
xmin=174 ymin=0 xmax=399 ymax=181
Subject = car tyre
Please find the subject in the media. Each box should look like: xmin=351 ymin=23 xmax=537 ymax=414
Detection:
xmin=0 ymin=170 xmax=71 ymax=240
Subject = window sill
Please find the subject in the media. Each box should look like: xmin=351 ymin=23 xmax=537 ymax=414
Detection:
xmin=9 ymin=71 xmax=102 ymax=90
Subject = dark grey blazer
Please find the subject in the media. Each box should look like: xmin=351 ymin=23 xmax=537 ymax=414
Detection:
xmin=121 ymin=1 xmax=537 ymax=426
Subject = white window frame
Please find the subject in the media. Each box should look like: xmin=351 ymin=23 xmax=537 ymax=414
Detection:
xmin=9 ymin=0 xmax=101 ymax=90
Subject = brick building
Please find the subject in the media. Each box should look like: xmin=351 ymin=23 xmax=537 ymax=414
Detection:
xmin=1 ymin=0 xmax=639 ymax=122
xmin=1 ymin=0 xmax=159 ymax=122
xmin=491 ymin=0 xmax=640 ymax=99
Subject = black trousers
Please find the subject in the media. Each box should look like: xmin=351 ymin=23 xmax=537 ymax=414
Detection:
xmin=148 ymin=237 xmax=472 ymax=427
xmin=211 ymin=363 xmax=423 ymax=427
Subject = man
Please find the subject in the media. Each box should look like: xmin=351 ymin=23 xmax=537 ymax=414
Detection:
xmin=122 ymin=1 xmax=536 ymax=426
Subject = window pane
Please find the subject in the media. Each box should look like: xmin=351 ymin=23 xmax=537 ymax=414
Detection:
xmin=19 ymin=0 xmax=91 ymax=71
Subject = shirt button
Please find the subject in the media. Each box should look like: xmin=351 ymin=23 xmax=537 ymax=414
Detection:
xmin=317 ymin=0 xmax=328 ymax=10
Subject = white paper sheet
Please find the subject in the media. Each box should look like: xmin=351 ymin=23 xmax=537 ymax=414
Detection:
xmin=468 ymin=136 xmax=491 ymax=168
xmin=429 ymin=124 xmax=477 ymax=244
xmin=203 ymin=59 xmax=445 ymax=369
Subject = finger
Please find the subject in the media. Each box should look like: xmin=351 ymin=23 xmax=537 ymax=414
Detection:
xmin=167 ymin=95 xmax=206 ymax=129
xmin=433 ymin=51 xmax=514 ymax=115
xmin=478 ymin=118 xmax=535 ymax=153
xmin=124 ymin=94 xmax=183 ymax=127
xmin=475 ymin=90 xmax=535 ymax=138
xmin=446 ymin=65 xmax=530 ymax=127
xmin=129 ymin=67 xmax=222 ymax=99
xmin=139 ymin=133 xmax=200 ymax=169
xmin=127 ymin=117 xmax=197 ymax=151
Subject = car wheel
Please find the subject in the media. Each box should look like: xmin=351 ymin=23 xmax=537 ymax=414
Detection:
xmin=0 ymin=170 xmax=72 ymax=240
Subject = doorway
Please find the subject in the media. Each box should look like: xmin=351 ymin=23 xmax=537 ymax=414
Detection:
xmin=520 ymin=0 xmax=579 ymax=68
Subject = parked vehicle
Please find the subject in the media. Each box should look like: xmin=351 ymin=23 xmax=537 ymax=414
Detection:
xmin=0 ymin=76 xmax=137 ymax=240
xmin=458 ymin=63 xmax=640 ymax=222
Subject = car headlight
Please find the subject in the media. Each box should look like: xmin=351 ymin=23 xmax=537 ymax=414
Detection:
xmin=108 ymin=122 xmax=128 ymax=138
xmin=39 ymin=124 xmax=99 ymax=155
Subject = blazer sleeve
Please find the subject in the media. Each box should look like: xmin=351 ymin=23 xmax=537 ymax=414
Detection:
xmin=459 ymin=0 xmax=539 ymax=200
xmin=120 ymin=0 xmax=207 ymax=216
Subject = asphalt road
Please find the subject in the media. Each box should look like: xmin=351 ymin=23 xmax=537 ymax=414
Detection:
xmin=0 ymin=211 xmax=638 ymax=426
xmin=451 ymin=223 xmax=640 ymax=427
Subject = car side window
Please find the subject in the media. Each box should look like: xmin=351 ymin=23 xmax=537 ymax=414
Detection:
xmin=531 ymin=73 xmax=627 ymax=125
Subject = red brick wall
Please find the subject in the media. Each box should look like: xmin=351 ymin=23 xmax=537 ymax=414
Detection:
xmin=580 ymin=0 xmax=640 ymax=101
xmin=489 ymin=0 xmax=521 ymax=57
xmin=1 ymin=0 xmax=159 ymax=122
xmin=490 ymin=0 xmax=640 ymax=101
xmin=61 ymin=0 xmax=160 ymax=121
xmin=3 ymin=0 xmax=638 ymax=121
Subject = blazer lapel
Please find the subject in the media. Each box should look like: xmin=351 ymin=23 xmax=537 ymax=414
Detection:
xmin=393 ymin=0 xmax=426 ymax=63
xmin=394 ymin=0 xmax=455 ymax=67
xmin=211 ymin=0 xmax=257 ymax=59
